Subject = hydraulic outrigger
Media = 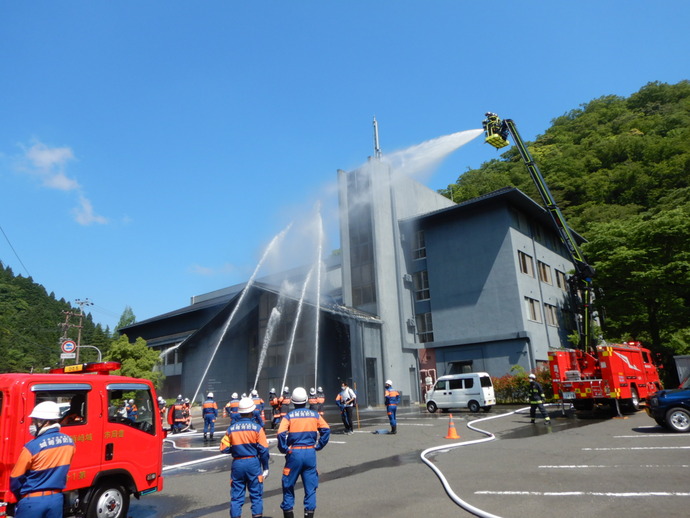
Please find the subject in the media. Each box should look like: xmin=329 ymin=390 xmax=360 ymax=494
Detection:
xmin=482 ymin=112 xmax=596 ymax=352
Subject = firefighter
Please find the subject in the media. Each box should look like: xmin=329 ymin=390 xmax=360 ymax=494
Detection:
xmin=157 ymin=396 xmax=167 ymax=421
xmin=203 ymin=392 xmax=218 ymax=441
xmin=10 ymin=401 xmax=77 ymax=518
xmin=183 ymin=397 xmax=194 ymax=430
xmin=315 ymin=387 xmax=325 ymax=416
xmin=268 ymin=388 xmax=280 ymax=429
xmin=60 ymin=393 xmax=85 ymax=426
xmin=308 ymin=388 xmax=319 ymax=411
xmin=168 ymin=396 xmax=187 ymax=433
xmin=126 ymin=398 xmax=138 ymax=421
xmin=336 ymin=382 xmax=356 ymax=434
xmin=251 ymin=390 xmax=266 ymax=426
xmin=384 ymin=380 xmax=401 ymax=434
xmin=277 ymin=387 xmax=330 ymax=518
xmin=278 ymin=386 xmax=291 ymax=421
xmin=528 ymin=373 xmax=551 ymax=424
xmin=220 ymin=397 xmax=270 ymax=518
xmin=225 ymin=393 xmax=240 ymax=418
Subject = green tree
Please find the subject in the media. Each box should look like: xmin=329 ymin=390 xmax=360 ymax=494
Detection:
xmin=115 ymin=306 xmax=136 ymax=333
xmin=106 ymin=334 xmax=163 ymax=389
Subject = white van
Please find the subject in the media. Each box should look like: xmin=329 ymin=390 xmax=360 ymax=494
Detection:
xmin=425 ymin=372 xmax=496 ymax=413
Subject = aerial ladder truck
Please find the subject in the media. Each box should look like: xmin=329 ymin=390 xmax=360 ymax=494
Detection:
xmin=482 ymin=113 xmax=662 ymax=412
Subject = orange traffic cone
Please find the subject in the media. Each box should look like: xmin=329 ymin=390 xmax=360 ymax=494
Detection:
xmin=445 ymin=413 xmax=460 ymax=439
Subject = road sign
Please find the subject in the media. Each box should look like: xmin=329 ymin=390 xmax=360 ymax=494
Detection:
xmin=61 ymin=353 xmax=76 ymax=359
xmin=61 ymin=340 xmax=77 ymax=354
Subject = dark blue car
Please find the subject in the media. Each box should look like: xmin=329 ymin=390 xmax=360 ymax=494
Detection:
xmin=646 ymin=376 xmax=690 ymax=432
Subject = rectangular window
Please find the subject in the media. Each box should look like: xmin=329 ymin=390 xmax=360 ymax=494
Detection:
xmin=555 ymin=270 xmax=567 ymax=291
xmin=108 ymin=384 xmax=157 ymax=435
xmin=544 ymin=303 xmax=558 ymax=327
xmin=413 ymin=230 xmax=426 ymax=260
xmin=538 ymin=261 xmax=552 ymax=284
xmin=413 ymin=270 xmax=430 ymax=301
xmin=518 ymin=251 xmax=534 ymax=277
xmin=525 ymin=297 xmax=542 ymax=322
xmin=416 ymin=312 xmax=434 ymax=343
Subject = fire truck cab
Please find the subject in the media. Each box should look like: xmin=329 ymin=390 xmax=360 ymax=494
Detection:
xmin=0 ymin=362 xmax=164 ymax=518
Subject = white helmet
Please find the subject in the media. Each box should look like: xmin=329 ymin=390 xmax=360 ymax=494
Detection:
xmin=291 ymin=387 xmax=308 ymax=405
xmin=309 ymin=387 xmax=316 ymax=395
xmin=178 ymin=394 xmax=183 ymax=399
xmin=270 ymin=388 xmax=276 ymax=393
xmin=128 ymin=399 xmax=134 ymax=404
xmin=29 ymin=401 xmax=62 ymax=421
xmin=184 ymin=398 xmax=190 ymax=403
xmin=207 ymin=392 xmax=214 ymax=399
xmin=528 ymin=373 xmax=536 ymax=380
xmin=251 ymin=390 xmax=258 ymax=397
xmin=232 ymin=392 xmax=238 ymax=399
xmin=283 ymin=386 xmax=289 ymax=393
xmin=238 ymin=397 xmax=256 ymax=414
xmin=317 ymin=387 xmax=323 ymax=392
xmin=385 ymin=380 xmax=392 ymax=386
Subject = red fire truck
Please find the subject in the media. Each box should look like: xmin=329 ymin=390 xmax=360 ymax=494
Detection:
xmin=0 ymin=362 xmax=164 ymax=518
xmin=548 ymin=341 xmax=663 ymax=412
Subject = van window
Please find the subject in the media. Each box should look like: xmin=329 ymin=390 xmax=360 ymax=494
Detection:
xmin=480 ymin=376 xmax=492 ymax=388
xmin=449 ymin=379 xmax=463 ymax=390
xmin=434 ymin=380 xmax=448 ymax=391
xmin=108 ymin=383 xmax=156 ymax=435
xmin=464 ymin=378 xmax=474 ymax=389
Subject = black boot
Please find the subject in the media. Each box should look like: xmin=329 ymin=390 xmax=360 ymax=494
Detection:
xmin=391 ymin=425 xmax=397 ymax=434
xmin=203 ymin=433 xmax=207 ymax=440
xmin=283 ymin=510 xmax=294 ymax=518
xmin=304 ymin=511 xmax=314 ymax=518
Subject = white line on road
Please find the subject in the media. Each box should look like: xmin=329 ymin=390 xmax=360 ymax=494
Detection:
xmin=582 ymin=446 xmax=690 ymax=451
xmin=476 ymin=490 xmax=690 ymax=497
xmin=539 ymin=464 xmax=690 ymax=469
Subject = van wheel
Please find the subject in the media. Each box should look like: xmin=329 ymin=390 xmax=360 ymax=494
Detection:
xmin=468 ymin=401 xmax=480 ymax=413
xmin=426 ymin=401 xmax=438 ymax=413
xmin=86 ymin=484 xmax=130 ymax=518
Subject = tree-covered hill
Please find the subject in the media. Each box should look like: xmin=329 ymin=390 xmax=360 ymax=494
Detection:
xmin=0 ymin=263 xmax=110 ymax=373
xmin=442 ymin=80 xmax=690 ymax=359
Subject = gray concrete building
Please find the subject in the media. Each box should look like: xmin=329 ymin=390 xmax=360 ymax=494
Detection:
xmin=121 ymin=157 xmax=579 ymax=408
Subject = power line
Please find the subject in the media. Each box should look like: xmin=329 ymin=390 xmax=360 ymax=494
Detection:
xmin=0 ymin=223 xmax=31 ymax=277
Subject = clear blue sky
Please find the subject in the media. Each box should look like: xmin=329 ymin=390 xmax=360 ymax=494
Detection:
xmin=1 ymin=2 xmax=688 ymax=332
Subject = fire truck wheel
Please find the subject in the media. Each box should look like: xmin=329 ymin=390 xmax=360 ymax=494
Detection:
xmin=665 ymin=407 xmax=690 ymax=433
xmin=626 ymin=387 xmax=640 ymax=411
xmin=86 ymin=484 xmax=130 ymax=518
xmin=426 ymin=401 xmax=438 ymax=413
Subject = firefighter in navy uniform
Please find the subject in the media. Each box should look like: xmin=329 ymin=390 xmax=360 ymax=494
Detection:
xmin=220 ymin=397 xmax=270 ymax=518
xmin=10 ymin=401 xmax=77 ymax=518
xmin=315 ymin=387 xmax=325 ymax=416
xmin=269 ymin=388 xmax=280 ymax=429
xmin=384 ymin=380 xmax=401 ymax=434
xmin=203 ymin=392 xmax=219 ymax=440
xmin=308 ymin=388 xmax=319 ymax=411
xmin=528 ymin=373 xmax=551 ymax=424
xmin=168 ymin=395 xmax=186 ymax=433
xmin=277 ymin=387 xmax=330 ymax=518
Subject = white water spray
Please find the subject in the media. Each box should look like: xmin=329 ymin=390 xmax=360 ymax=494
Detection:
xmin=280 ymin=262 xmax=316 ymax=391
xmin=312 ymin=207 xmax=323 ymax=389
xmin=252 ymin=299 xmax=284 ymax=392
xmin=191 ymin=222 xmax=293 ymax=404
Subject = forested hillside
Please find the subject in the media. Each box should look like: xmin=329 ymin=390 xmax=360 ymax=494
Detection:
xmin=442 ymin=80 xmax=690 ymax=359
xmin=0 ymin=263 xmax=110 ymax=373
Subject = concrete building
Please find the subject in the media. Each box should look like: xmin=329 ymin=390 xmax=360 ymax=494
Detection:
xmin=121 ymin=157 xmax=580 ymax=408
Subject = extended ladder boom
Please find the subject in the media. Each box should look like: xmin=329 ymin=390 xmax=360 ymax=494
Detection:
xmin=482 ymin=112 xmax=596 ymax=351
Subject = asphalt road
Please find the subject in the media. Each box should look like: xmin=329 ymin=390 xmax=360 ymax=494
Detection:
xmin=130 ymin=404 xmax=690 ymax=518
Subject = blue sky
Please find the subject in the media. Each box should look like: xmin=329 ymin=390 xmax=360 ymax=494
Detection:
xmin=1 ymin=2 xmax=688 ymax=332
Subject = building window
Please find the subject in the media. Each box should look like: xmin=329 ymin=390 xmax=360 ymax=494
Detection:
xmin=525 ymin=297 xmax=542 ymax=322
xmin=416 ymin=312 xmax=434 ymax=343
xmin=544 ymin=303 xmax=558 ymax=327
xmin=413 ymin=230 xmax=426 ymax=260
xmin=538 ymin=261 xmax=552 ymax=284
xmin=555 ymin=269 xmax=567 ymax=291
xmin=413 ymin=270 xmax=430 ymax=301
xmin=518 ymin=251 xmax=534 ymax=277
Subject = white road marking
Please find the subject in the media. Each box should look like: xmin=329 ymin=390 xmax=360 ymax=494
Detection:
xmin=582 ymin=446 xmax=690 ymax=451
xmin=539 ymin=464 xmax=690 ymax=469
xmin=476 ymin=490 xmax=690 ymax=497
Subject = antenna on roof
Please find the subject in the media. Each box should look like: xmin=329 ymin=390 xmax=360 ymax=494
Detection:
xmin=373 ymin=116 xmax=382 ymax=159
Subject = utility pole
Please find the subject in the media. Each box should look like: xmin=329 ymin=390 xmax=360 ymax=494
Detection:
xmin=74 ymin=298 xmax=93 ymax=363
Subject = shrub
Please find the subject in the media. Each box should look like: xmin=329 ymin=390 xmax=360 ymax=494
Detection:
xmin=492 ymin=365 xmax=552 ymax=404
